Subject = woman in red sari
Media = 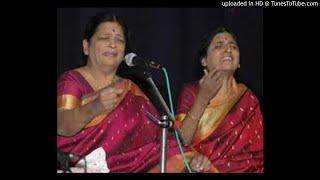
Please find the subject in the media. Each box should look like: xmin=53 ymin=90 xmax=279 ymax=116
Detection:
xmin=149 ymin=27 xmax=263 ymax=173
xmin=57 ymin=12 xmax=164 ymax=172
xmin=57 ymin=11 xmax=211 ymax=173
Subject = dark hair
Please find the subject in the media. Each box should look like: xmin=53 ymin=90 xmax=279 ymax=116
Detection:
xmin=82 ymin=12 xmax=131 ymax=62
xmin=195 ymin=27 xmax=237 ymax=62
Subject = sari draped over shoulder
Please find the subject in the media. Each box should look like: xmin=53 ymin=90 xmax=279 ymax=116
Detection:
xmin=150 ymin=79 xmax=264 ymax=173
xmin=57 ymin=70 xmax=161 ymax=172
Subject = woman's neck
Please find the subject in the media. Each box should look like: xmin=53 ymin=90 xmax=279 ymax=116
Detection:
xmin=216 ymin=72 xmax=236 ymax=96
xmin=86 ymin=62 xmax=117 ymax=85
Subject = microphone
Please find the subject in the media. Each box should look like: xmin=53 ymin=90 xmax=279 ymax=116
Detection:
xmin=124 ymin=53 xmax=161 ymax=70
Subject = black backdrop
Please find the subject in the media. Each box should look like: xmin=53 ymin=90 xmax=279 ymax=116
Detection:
xmin=57 ymin=8 xmax=263 ymax=112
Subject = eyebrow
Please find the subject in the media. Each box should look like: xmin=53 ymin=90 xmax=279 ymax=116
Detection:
xmin=99 ymin=33 xmax=123 ymax=37
xmin=213 ymin=41 xmax=237 ymax=45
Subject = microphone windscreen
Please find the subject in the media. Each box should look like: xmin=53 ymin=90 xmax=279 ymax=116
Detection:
xmin=124 ymin=53 xmax=137 ymax=66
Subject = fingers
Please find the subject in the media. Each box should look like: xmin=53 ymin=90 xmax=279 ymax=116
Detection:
xmin=213 ymin=72 xmax=223 ymax=83
xmin=199 ymin=75 xmax=205 ymax=84
xmin=197 ymin=154 xmax=205 ymax=172
xmin=202 ymin=68 xmax=220 ymax=81
xmin=202 ymin=157 xmax=212 ymax=172
xmin=102 ymin=100 xmax=117 ymax=110
xmin=115 ymin=88 xmax=124 ymax=95
xmin=199 ymin=69 xmax=208 ymax=84
xmin=100 ymin=91 xmax=117 ymax=101
xmin=200 ymin=68 xmax=215 ymax=83
xmin=208 ymin=68 xmax=224 ymax=88
xmin=99 ymin=86 xmax=125 ymax=110
xmin=101 ymin=87 xmax=124 ymax=98
xmin=204 ymin=67 xmax=218 ymax=79
xmin=210 ymin=68 xmax=223 ymax=80
xmin=200 ymin=69 xmax=223 ymax=87
xmin=190 ymin=155 xmax=199 ymax=171
xmin=204 ymin=68 xmax=209 ymax=76
xmin=190 ymin=154 xmax=211 ymax=172
xmin=192 ymin=154 xmax=213 ymax=173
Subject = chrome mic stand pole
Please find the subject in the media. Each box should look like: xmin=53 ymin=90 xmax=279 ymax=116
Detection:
xmin=160 ymin=115 xmax=169 ymax=173
xmin=144 ymin=71 xmax=174 ymax=173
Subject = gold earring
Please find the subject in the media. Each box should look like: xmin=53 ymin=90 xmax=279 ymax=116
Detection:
xmin=238 ymin=64 xmax=240 ymax=68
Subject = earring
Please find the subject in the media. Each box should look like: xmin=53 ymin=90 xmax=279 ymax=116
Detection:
xmin=238 ymin=64 xmax=240 ymax=69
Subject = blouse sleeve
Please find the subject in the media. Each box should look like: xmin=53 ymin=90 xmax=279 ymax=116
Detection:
xmin=57 ymin=71 xmax=83 ymax=110
xmin=175 ymin=83 xmax=199 ymax=123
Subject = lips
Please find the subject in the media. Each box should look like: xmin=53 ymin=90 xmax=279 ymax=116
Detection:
xmin=102 ymin=51 xmax=117 ymax=57
xmin=222 ymin=56 xmax=233 ymax=61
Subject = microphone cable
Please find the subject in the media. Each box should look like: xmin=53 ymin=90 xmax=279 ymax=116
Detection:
xmin=161 ymin=67 xmax=193 ymax=173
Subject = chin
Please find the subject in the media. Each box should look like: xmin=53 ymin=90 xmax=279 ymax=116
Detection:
xmin=217 ymin=66 xmax=232 ymax=70
xmin=102 ymin=57 xmax=121 ymax=64
xmin=219 ymin=68 xmax=236 ymax=74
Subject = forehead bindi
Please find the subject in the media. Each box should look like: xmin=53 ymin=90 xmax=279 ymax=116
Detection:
xmin=213 ymin=33 xmax=235 ymax=43
xmin=97 ymin=22 xmax=124 ymax=36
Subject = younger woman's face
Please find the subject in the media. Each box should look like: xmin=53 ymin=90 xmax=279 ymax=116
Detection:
xmin=201 ymin=32 xmax=240 ymax=73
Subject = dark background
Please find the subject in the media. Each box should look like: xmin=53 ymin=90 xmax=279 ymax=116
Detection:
xmin=57 ymin=8 xmax=263 ymax=112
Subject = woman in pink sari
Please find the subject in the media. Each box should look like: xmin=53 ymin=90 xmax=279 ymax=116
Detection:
xmin=57 ymin=12 xmax=164 ymax=172
xmin=149 ymin=27 xmax=263 ymax=173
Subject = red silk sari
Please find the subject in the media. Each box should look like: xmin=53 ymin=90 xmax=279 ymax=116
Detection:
xmin=149 ymin=80 xmax=264 ymax=173
xmin=57 ymin=70 xmax=162 ymax=172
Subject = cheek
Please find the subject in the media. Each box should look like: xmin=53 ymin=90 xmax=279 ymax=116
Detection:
xmin=87 ymin=46 xmax=96 ymax=57
xmin=118 ymin=45 xmax=126 ymax=53
xmin=89 ymin=43 xmax=100 ymax=53
xmin=234 ymin=51 xmax=240 ymax=62
xmin=208 ymin=52 xmax=220 ymax=65
xmin=95 ymin=43 xmax=104 ymax=51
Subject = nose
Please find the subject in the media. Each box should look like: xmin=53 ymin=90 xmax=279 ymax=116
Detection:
xmin=109 ymin=39 xmax=116 ymax=48
xmin=226 ymin=45 xmax=232 ymax=53
xmin=105 ymin=37 xmax=117 ymax=48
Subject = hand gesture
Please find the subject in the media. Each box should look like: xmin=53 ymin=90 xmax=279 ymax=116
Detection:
xmin=97 ymin=83 xmax=124 ymax=112
xmin=198 ymin=68 xmax=223 ymax=101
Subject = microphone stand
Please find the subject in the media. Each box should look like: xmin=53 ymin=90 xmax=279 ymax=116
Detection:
xmin=144 ymin=70 xmax=174 ymax=173
xmin=57 ymin=150 xmax=87 ymax=173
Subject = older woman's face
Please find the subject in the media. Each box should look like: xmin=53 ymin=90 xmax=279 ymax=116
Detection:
xmin=202 ymin=32 xmax=239 ymax=73
xmin=83 ymin=22 xmax=126 ymax=69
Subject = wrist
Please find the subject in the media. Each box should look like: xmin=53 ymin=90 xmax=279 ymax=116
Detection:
xmin=196 ymin=94 xmax=210 ymax=106
xmin=187 ymin=111 xmax=198 ymax=120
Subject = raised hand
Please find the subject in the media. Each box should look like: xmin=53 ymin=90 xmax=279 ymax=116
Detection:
xmin=97 ymin=84 xmax=124 ymax=112
xmin=198 ymin=68 xmax=223 ymax=101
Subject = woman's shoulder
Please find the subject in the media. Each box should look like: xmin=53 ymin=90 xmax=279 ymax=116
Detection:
xmin=119 ymin=78 xmax=148 ymax=98
xmin=58 ymin=69 xmax=83 ymax=83
xmin=239 ymin=83 xmax=261 ymax=105
xmin=57 ymin=69 xmax=87 ymax=97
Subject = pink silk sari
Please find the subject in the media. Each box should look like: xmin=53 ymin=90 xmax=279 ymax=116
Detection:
xmin=57 ymin=70 xmax=162 ymax=172
xmin=149 ymin=81 xmax=264 ymax=173
xmin=57 ymin=70 xmax=263 ymax=173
